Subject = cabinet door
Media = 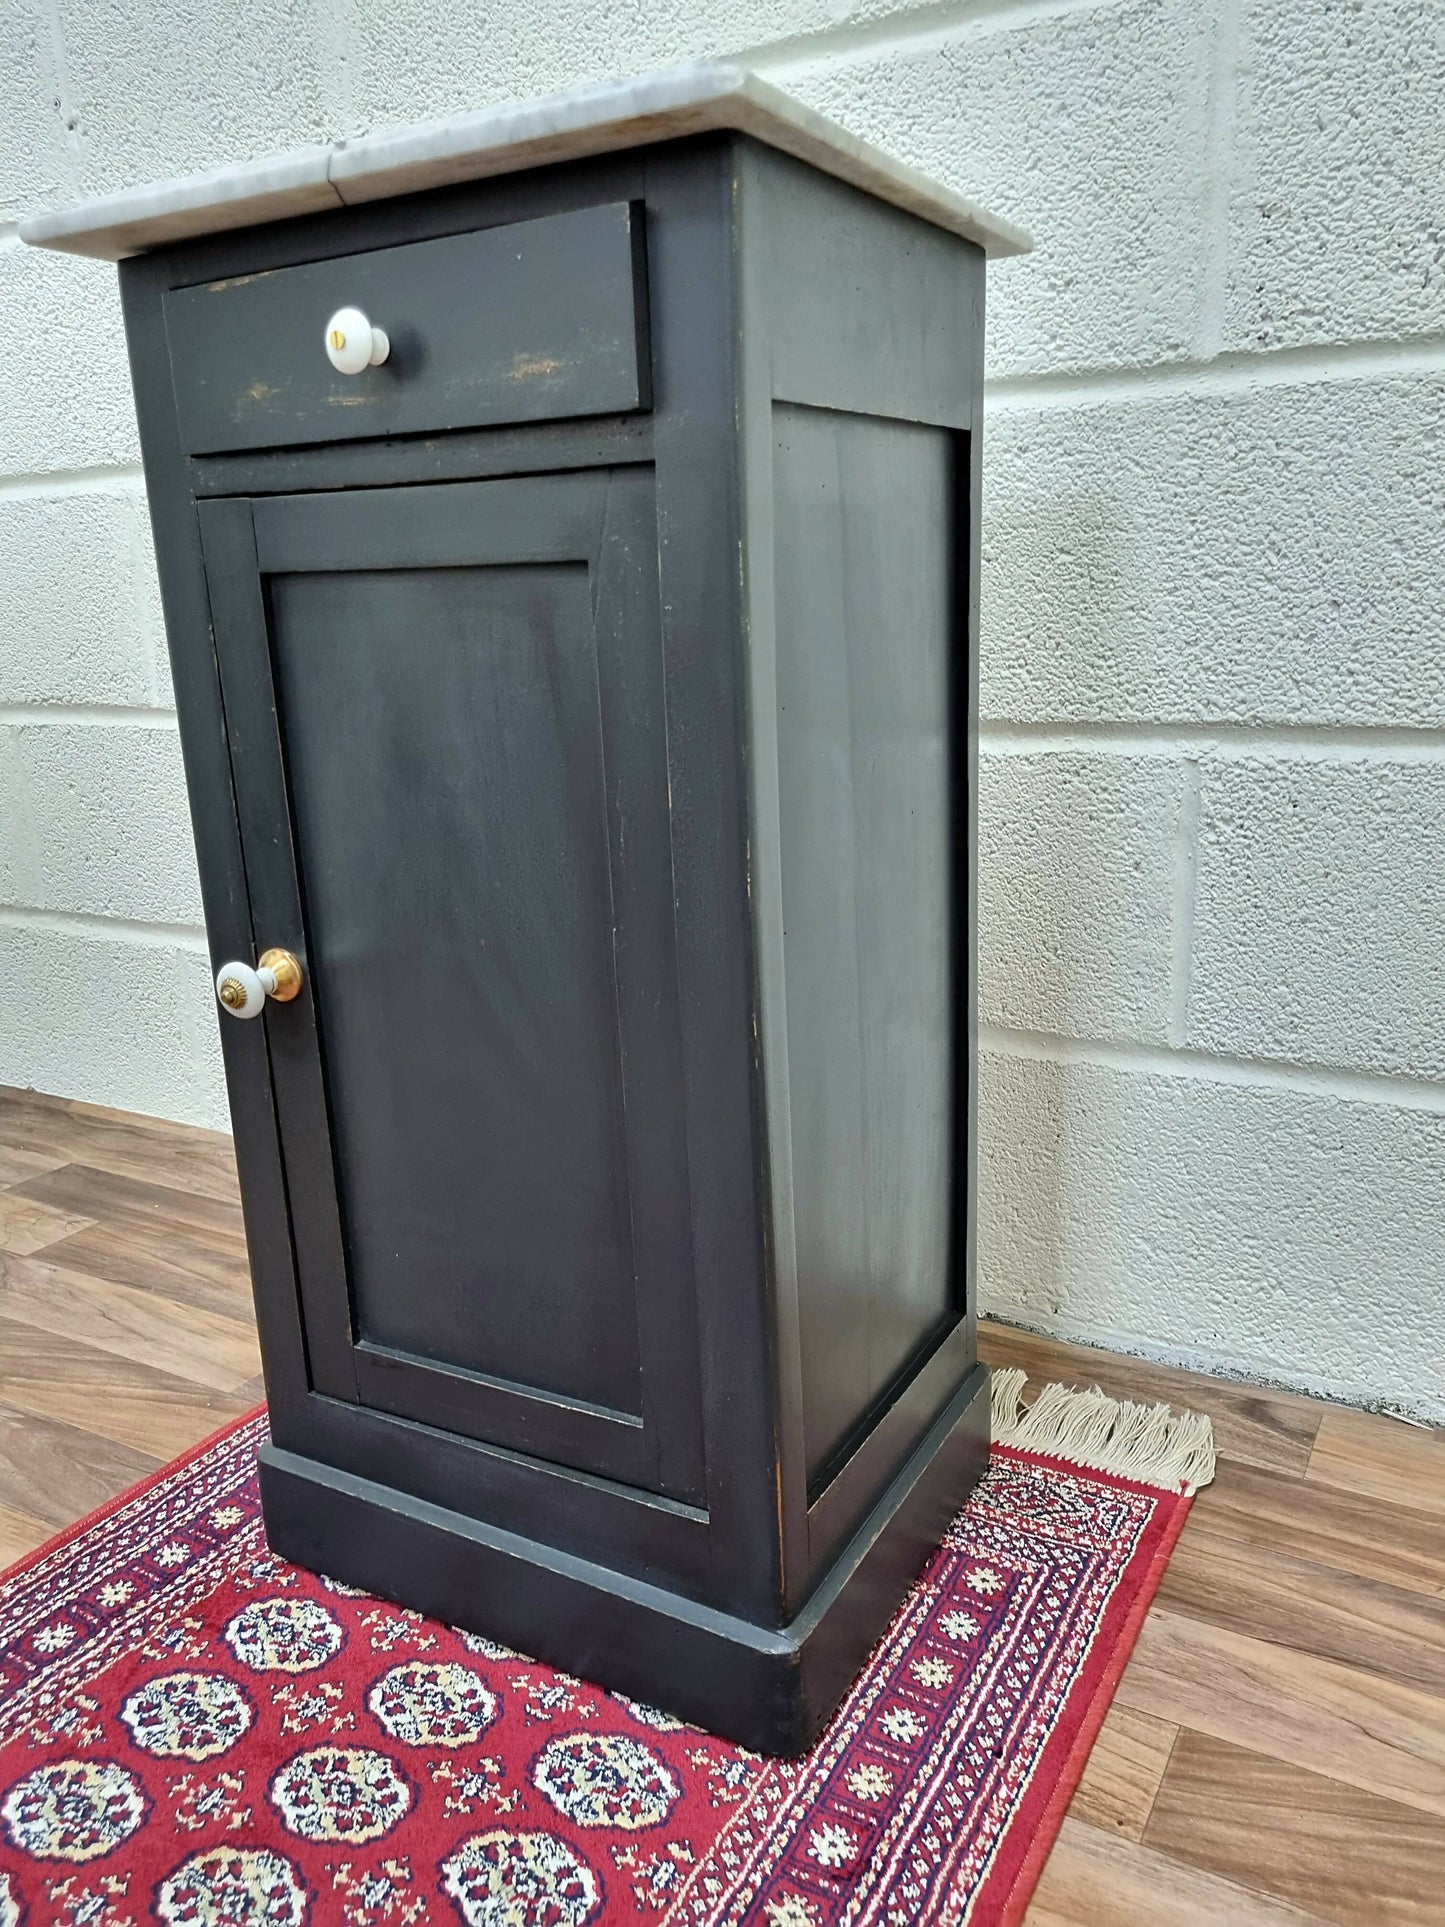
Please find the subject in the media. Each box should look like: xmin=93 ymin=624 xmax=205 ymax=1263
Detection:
xmin=199 ymin=472 xmax=704 ymax=1501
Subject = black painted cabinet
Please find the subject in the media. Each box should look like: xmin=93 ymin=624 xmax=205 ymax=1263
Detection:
xmin=121 ymin=132 xmax=989 ymax=1754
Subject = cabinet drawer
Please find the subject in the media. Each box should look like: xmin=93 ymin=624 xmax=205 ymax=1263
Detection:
xmin=164 ymin=200 xmax=650 ymax=455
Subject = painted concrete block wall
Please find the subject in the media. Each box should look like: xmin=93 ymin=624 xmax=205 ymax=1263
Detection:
xmin=3 ymin=0 xmax=1441 ymax=1416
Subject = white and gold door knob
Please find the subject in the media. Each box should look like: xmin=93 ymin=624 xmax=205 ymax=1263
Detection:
xmin=215 ymin=948 xmax=303 ymax=1020
xmin=324 ymin=305 xmax=390 ymax=374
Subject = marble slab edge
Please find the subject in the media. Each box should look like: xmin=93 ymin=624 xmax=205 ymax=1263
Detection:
xmin=19 ymin=62 xmax=1032 ymax=263
xmin=19 ymin=148 xmax=344 ymax=260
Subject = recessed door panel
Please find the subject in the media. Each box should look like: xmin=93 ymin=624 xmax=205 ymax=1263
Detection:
xmin=268 ymin=563 xmax=640 ymax=1414
xmin=199 ymin=473 xmax=702 ymax=1499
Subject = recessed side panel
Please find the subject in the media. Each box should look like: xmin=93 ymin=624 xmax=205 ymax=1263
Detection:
xmin=267 ymin=561 xmax=643 ymax=1416
xmin=771 ymin=404 xmax=957 ymax=1488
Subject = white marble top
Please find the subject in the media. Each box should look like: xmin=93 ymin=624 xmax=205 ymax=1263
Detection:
xmin=19 ymin=64 xmax=1031 ymax=263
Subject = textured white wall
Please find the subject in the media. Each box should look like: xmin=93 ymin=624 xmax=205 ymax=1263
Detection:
xmin=3 ymin=0 xmax=1441 ymax=1417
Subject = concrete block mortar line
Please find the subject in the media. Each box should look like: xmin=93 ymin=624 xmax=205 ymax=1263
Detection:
xmin=42 ymin=0 xmax=85 ymax=200
xmin=984 ymin=333 xmax=1445 ymax=410
xmin=0 ymin=464 xmax=145 ymax=501
xmin=743 ymin=0 xmax=1118 ymax=78
xmin=0 ymin=903 xmax=210 ymax=952
xmin=1168 ymin=758 xmax=1200 ymax=1048
xmin=0 ymin=705 xmax=178 ymax=727
xmin=316 ymin=0 xmax=362 ymax=148
xmin=1192 ymin=0 xmax=1242 ymax=363
xmin=979 ymin=721 xmax=1445 ymax=764
xmin=980 ymin=1021 xmax=1445 ymax=1117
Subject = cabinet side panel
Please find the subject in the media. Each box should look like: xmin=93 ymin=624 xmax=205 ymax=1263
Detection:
xmin=771 ymin=405 xmax=957 ymax=1485
xmin=753 ymin=148 xmax=977 ymax=429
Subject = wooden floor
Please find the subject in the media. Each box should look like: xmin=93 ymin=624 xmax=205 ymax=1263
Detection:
xmin=2 ymin=1085 xmax=1443 ymax=1923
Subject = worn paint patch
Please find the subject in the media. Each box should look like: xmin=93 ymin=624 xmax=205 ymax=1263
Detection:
xmin=206 ymin=270 xmax=276 ymax=292
xmin=511 ymin=354 xmax=566 ymax=381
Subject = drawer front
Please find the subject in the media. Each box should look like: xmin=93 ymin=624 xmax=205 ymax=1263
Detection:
xmin=164 ymin=200 xmax=649 ymax=455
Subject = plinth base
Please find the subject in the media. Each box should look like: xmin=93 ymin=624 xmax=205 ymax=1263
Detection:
xmin=258 ymin=1363 xmax=990 ymax=1756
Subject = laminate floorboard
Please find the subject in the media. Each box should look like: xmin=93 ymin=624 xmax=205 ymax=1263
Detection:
xmin=43 ymin=1217 xmax=256 ymax=1323
xmin=1156 ymin=1521 xmax=1445 ymax=1697
xmin=1307 ymin=1405 xmax=1445 ymax=1521
xmin=1066 ymin=1702 xmax=1178 ymax=1842
xmin=0 ymin=1316 xmax=254 ymax=1463
xmin=1027 ymin=1816 xmax=1327 ymax=1925
xmin=1178 ymin=1457 xmax=1445 ymax=1602
xmin=1116 ymin=1608 xmax=1445 ymax=1822
xmin=1145 ymin=1731 xmax=1445 ymax=1925
xmin=0 ymin=1251 xmax=261 ymax=1392
xmin=0 ymin=1408 xmax=162 ymax=1538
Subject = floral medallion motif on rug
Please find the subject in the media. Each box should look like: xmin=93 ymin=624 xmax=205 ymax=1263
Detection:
xmin=0 ymin=1408 xmax=1195 ymax=1925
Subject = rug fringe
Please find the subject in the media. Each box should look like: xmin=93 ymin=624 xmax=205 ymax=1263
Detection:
xmin=991 ymin=1366 xmax=1217 ymax=1495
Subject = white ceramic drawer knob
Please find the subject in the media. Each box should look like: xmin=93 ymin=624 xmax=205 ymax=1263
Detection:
xmin=216 ymin=948 xmax=303 ymax=1020
xmin=325 ymin=305 xmax=390 ymax=375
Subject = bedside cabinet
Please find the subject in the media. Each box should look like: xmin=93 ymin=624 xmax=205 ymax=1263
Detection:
xmin=22 ymin=67 xmax=1029 ymax=1754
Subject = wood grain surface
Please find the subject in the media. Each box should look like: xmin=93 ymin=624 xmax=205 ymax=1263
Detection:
xmin=3 ymin=1083 xmax=1443 ymax=1922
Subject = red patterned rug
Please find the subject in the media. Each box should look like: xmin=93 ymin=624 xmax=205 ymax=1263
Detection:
xmin=0 ymin=1375 xmax=1211 ymax=1926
